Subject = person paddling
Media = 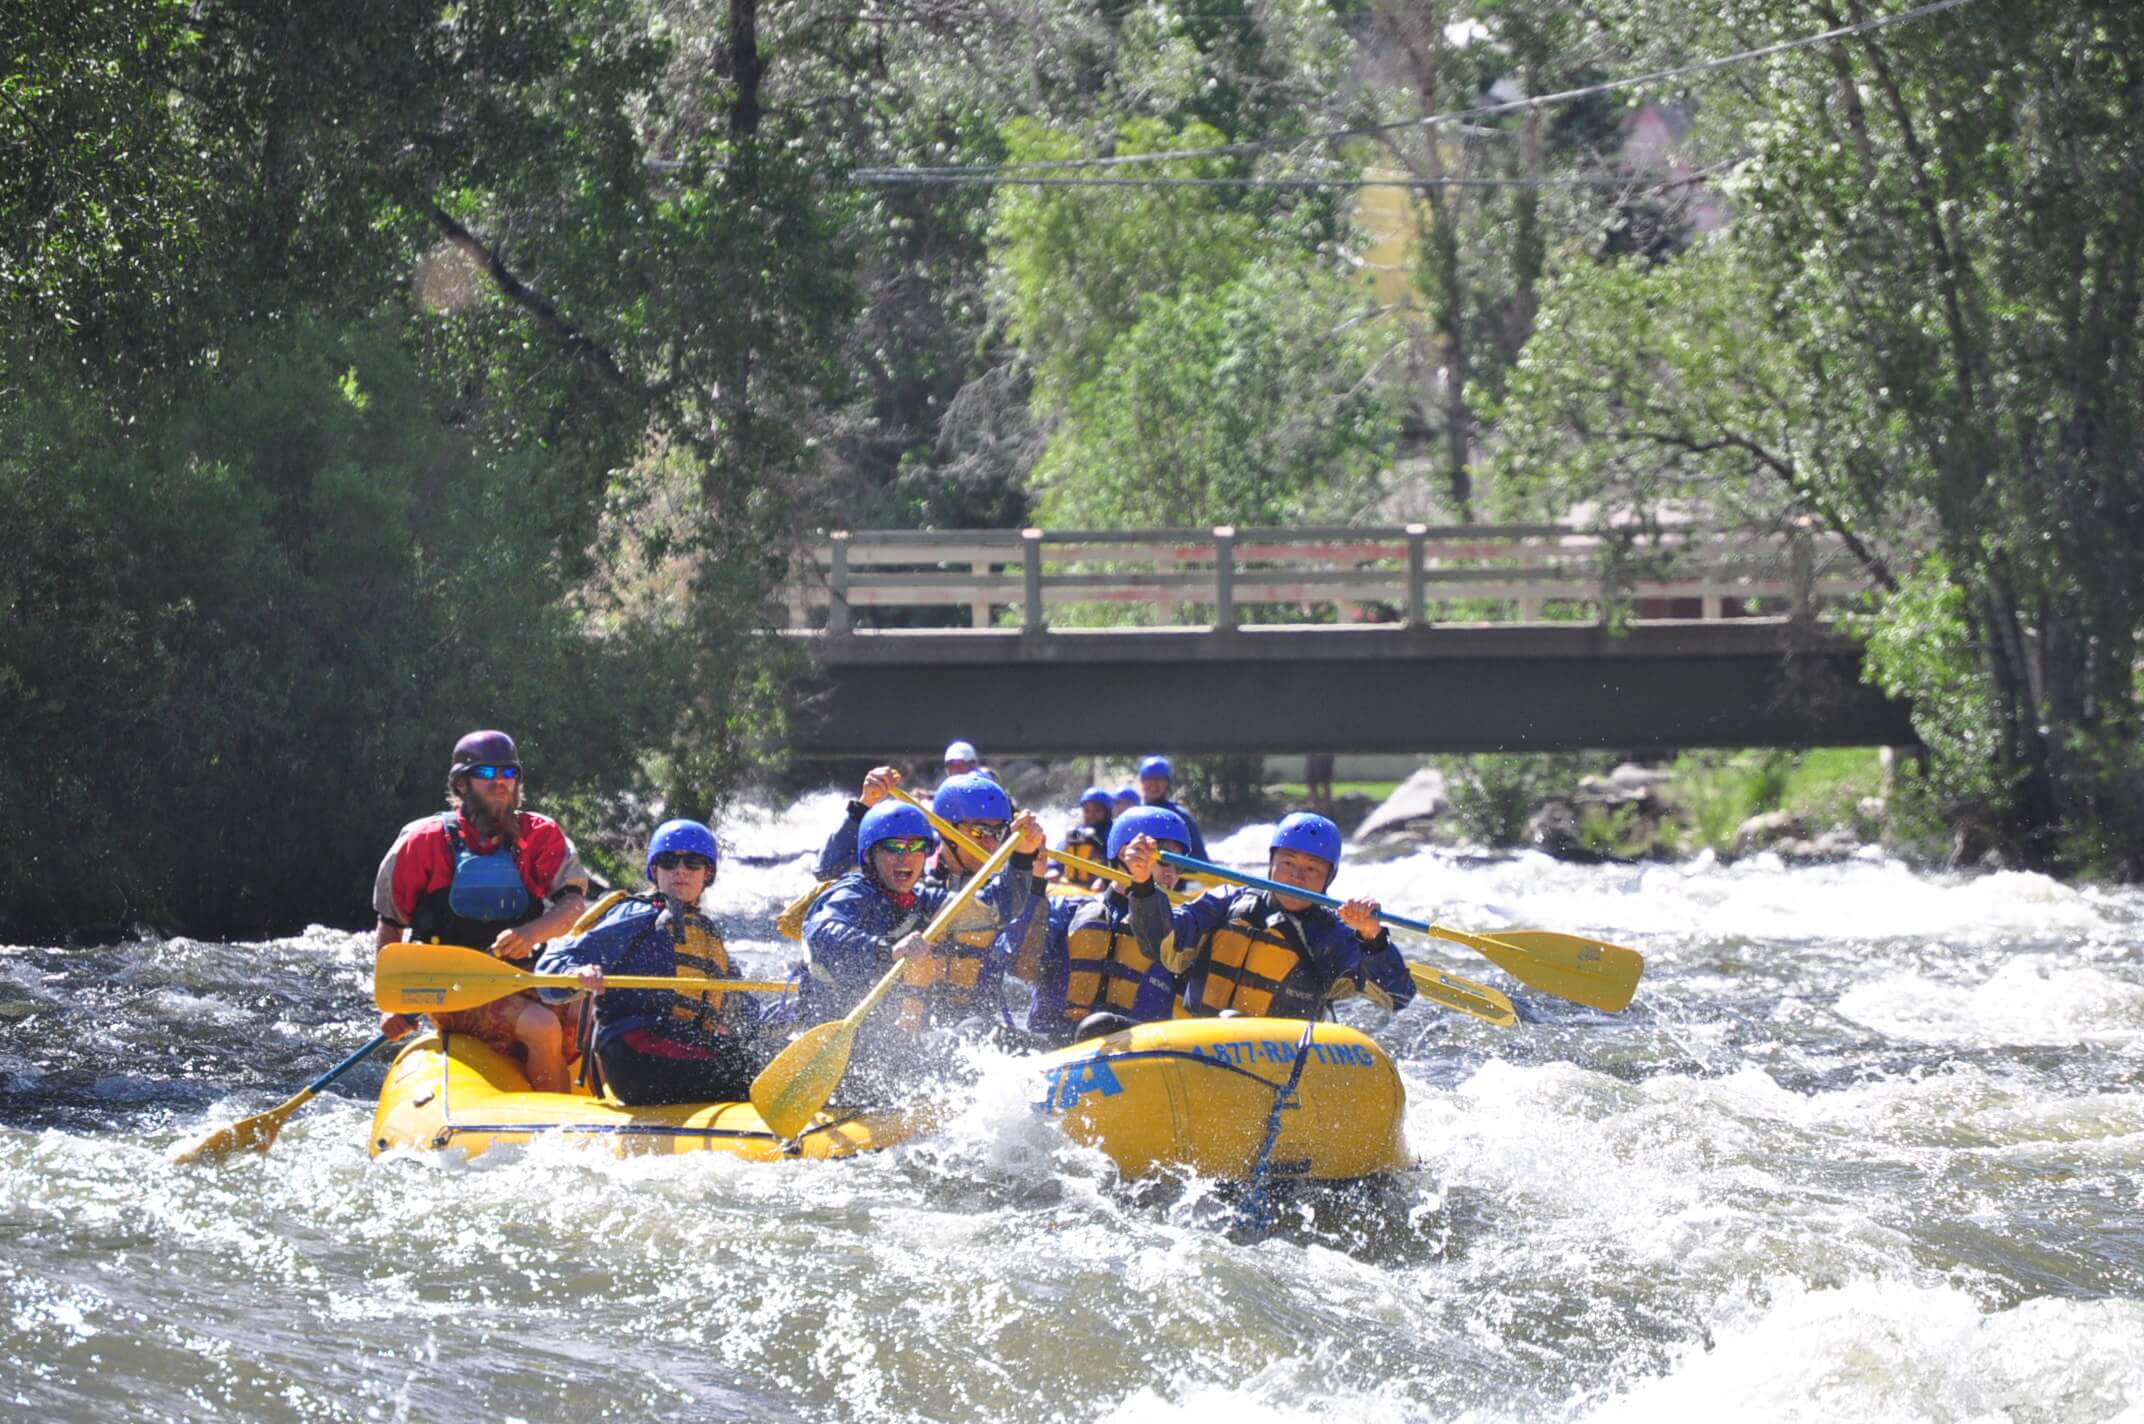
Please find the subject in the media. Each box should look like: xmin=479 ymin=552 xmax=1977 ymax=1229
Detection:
xmin=798 ymin=799 xmax=1046 ymax=1086
xmin=1059 ymin=786 xmax=1116 ymax=885
xmin=926 ymin=773 xmax=1056 ymax=1025
xmin=1031 ymin=806 xmax=1191 ymax=1044
xmin=1136 ymin=755 xmax=1209 ymax=860
xmin=534 ymin=820 xmax=760 ymax=1105
xmin=372 ymin=730 xmax=588 ymax=1090
xmin=1170 ymin=813 xmax=1416 ymax=1019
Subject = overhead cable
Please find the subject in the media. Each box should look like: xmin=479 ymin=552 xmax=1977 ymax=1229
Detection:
xmin=854 ymin=167 xmax=1732 ymax=191
xmin=857 ymin=0 xmax=1987 ymax=179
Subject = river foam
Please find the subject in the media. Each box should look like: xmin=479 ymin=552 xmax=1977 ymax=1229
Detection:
xmin=3 ymin=797 xmax=2141 ymax=1421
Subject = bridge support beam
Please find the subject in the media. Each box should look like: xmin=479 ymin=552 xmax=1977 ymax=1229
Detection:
xmin=790 ymin=622 xmax=1918 ymax=758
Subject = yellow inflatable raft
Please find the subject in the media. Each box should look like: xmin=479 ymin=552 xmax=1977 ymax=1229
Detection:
xmin=1031 ymin=1017 xmax=1407 ymax=1181
xmin=371 ymin=1018 xmax=1407 ymax=1181
xmin=369 ymin=1034 xmax=921 ymax=1163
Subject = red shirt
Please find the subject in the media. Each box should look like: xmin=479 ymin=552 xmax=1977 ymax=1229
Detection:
xmin=372 ymin=810 xmax=584 ymax=925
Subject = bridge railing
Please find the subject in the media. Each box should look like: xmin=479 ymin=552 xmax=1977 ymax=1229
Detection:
xmin=785 ymin=523 xmax=1872 ymax=633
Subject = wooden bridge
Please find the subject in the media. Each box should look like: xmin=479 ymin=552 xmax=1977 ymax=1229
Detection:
xmin=780 ymin=524 xmax=1918 ymax=758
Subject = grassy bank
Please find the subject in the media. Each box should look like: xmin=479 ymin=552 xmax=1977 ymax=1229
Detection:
xmin=1388 ymin=748 xmax=1909 ymax=863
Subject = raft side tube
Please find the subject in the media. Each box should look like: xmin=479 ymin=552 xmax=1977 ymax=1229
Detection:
xmin=1031 ymin=1017 xmax=1408 ymax=1181
xmin=368 ymin=1034 xmax=916 ymax=1162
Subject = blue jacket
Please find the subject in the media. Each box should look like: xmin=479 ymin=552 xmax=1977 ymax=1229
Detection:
xmin=798 ymin=852 xmax=1040 ymax=1027
xmin=535 ymin=895 xmax=758 ymax=1053
xmin=813 ymin=801 xmax=869 ymax=881
xmin=1168 ymin=887 xmax=1417 ymax=1019
xmin=1024 ymin=893 xmax=1085 ymax=1034
xmin=1029 ymin=882 xmax=1178 ymax=1040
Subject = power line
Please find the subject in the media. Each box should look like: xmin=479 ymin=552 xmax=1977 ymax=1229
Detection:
xmin=863 ymin=0 xmax=1986 ymax=179
xmin=854 ymin=167 xmax=1731 ymax=191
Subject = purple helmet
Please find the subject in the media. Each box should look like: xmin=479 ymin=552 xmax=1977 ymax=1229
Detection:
xmin=450 ymin=729 xmax=519 ymax=775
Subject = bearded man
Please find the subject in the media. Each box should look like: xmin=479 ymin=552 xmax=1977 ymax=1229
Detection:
xmin=371 ymin=729 xmax=589 ymax=1089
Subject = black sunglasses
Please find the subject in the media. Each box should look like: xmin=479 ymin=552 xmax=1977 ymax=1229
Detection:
xmin=652 ymin=852 xmax=713 ymax=872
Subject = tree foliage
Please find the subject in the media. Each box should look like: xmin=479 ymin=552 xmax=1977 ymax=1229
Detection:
xmin=1496 ymin=0 xmax=2144 ymax=874
xmin=1 ymin=0 xmax=856 ymax=936
xmin=1030 ymin=258 xmax=1397 ymax=528
xmin=0 ymin=324 xmax=687 ymax=935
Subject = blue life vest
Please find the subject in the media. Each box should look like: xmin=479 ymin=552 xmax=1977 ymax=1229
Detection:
xmin=445 ymin=812 xmax=534 ymax=921
xmin=412 ymin=812 xmax=539 ymax=946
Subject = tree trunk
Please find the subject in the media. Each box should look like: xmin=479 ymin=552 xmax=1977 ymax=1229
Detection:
xmin=729 ymin=0 xmax=761 ymax=139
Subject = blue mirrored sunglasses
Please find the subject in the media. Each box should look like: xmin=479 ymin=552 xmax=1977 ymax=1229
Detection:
xmin=470 ymin=764 xmax=521 ymax=780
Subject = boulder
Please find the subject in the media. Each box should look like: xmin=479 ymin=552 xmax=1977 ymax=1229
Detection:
xmin=1773 ymin=829 xmax=1861 ymax=862
xmin=1609 ymin=762 xmax=1673 ymax=791
xmin=1576 ymin=762 xmax=1670 ymax=809
xmin=1734 ymin=810 xmax=1807 ymax=856
xmin=1354 ymin=768 xmax=1451 ymax=840
xmin=1526 ymin=801 xmax=1587 ymax=859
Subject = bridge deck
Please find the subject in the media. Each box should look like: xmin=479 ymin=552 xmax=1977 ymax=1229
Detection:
xmin=790 ymin=619 xmax=1917 ymax=757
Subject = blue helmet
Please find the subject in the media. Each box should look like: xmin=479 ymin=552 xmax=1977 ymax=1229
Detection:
xmin=1079 ymin=786 xmax=1113 ymax=811
xmin=1138 ymin=755 xmax=1173 ymax=782
xmin=646 ymin=818 xmax=720 ymax=879
xmin=857 ymin=801 xmax=937 ymax=866
xmin=1107 ymin=805 xmax=1191 ymax=863
xmin=1113 ymin=785 xmax=1140 ymax=809
xmin=933 ymin=771 xmax=1012 ymax=824
xmin=1270 ymin=812 xmax=1343 ymax=874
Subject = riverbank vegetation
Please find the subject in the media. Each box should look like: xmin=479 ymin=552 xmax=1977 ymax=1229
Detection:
xmin=5 ymin=0 xmax=2140 ymax=938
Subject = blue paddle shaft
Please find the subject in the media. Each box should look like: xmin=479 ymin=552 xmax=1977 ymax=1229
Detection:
xmin=304 ymin=1032 xmax=392 ymax=1096
xmin=1156 ymin=851 xmax=1432 ymax=935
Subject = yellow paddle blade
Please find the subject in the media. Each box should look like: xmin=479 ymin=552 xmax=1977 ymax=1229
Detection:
xmin=750 ymin=1017 xmax=852 ymax=1140
xmin=1431 ymin=924 xmax=1644 ymax=1013
xmin=375 ymin=942 xmax=546 ymax=1012
xmin=749 ymin=827 xmax=1026 ymax=1138
xmin=170 ymin=1093 xmax=309 ymax=1165
xmin=752 ymin=953 xmax=914 ymax=1138
xmin=1407 ymin=963 xmax=1517 ymax=1028
xmin=375 ymin=941 xmax=792 ymax=1013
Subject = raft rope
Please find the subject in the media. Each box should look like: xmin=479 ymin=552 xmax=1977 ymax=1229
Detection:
xmin=1242 ymin=1009 xmax=1326 ymax=1233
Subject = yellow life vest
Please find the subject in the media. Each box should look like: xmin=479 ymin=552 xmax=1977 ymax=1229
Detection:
xmin=1186 ymin=900 xmax=1307 ymax=1018
xmin=777 ymin=879 xmax=840 ymax=941
xmin=896 ymin=929 xmax=992 ymax=1031
xmin=894 ymin=865 xmax=997 ymax=1030
xmin=575 ymin=891 xmax=736 ymax=1031
xmin=665 ymin=912 xmax=735 ymax=1032
xmin=1063 ymin=905 xmax=1168 ymax=1021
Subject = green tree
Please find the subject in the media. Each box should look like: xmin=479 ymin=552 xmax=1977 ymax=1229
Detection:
xmin=990 ymin=117 xmax=1264 ymax=412
xmin=0 ymin=323 xmax=685 ymax=937
xmin=1497 ymin=0 xmax=2144 ymax=874
xmin=1031 ymin=258 xmax=1397 ymax=528
xmin=2 ymin=0 xmax=865 ymax=933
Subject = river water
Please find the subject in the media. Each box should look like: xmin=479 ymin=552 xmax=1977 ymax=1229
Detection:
xmin=4 ymin=791 xmax=2142 ymax=1422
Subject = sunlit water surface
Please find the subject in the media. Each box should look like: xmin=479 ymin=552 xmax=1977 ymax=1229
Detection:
xmin=5 ymin=793 xmax=2142 ymax=1421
